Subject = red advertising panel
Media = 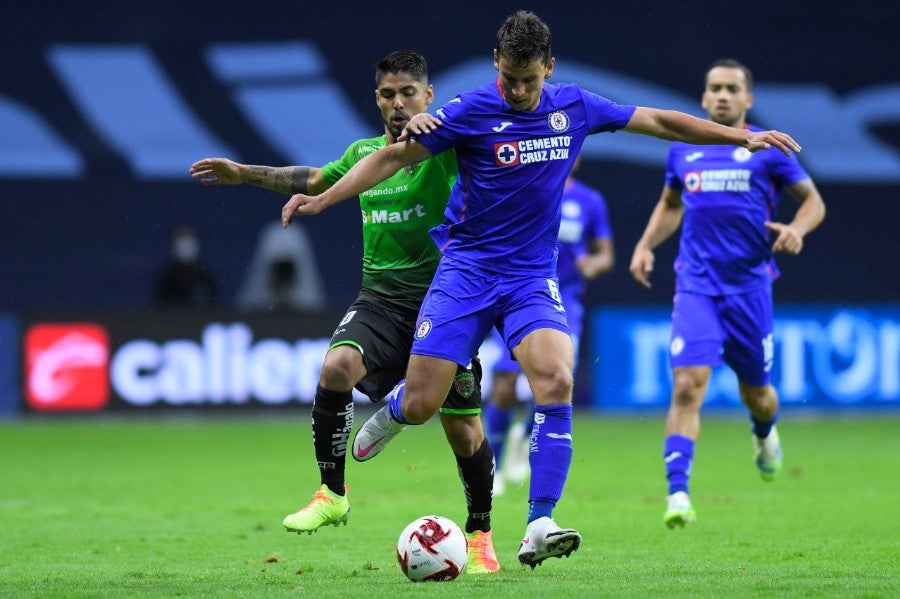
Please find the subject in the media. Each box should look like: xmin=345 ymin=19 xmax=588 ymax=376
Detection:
xmin=25 ymin=323 xmax=110 ymax=411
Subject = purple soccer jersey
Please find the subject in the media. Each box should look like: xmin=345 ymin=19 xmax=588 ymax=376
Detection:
xmin=414 ymin=79 xmax=634 ymax=276
xmin=665 ymin=125 xmax=811 ymax=295
xmin=556 ymin=177 xmax=612 ymax=338
xmin=408 ymin=80 xmax=633 ymax=366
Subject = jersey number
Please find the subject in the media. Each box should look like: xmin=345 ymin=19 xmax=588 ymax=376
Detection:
xmin=547 ymin=280 xmax=566 ymax=313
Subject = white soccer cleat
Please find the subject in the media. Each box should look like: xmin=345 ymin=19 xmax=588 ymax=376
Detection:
xmin=664 ymin=490 xmax=697 ymax=529
xmin=504 ymin=421 xmax=531 ymax=484
xmin=492 ymin=471 xmax=506 ymax=496
xmin=517 ymin=516 xmax=581 ymax=569
xmin=753 ymin=425 xmax=783 ymax=481
xmin=351 ymin=404 xmax=406 ymax=462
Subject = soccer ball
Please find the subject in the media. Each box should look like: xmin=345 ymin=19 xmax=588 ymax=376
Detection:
xmin=396 ymin=515 xmax=468 ymax=582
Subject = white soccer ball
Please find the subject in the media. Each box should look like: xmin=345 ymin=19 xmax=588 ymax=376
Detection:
xmin=396 ymin=515 xmax=468 ymax=582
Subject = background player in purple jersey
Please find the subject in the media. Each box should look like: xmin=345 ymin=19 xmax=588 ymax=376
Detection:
xmin=486 ymin=154 xmax=614 ymax=496
xmin=281 ymin=12 xmax=802 ymax=569
xmin=629 ymin=59 xmax=825 ymax=529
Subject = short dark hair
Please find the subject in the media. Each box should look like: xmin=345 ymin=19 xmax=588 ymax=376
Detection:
xmin=375 ymin=50 xmax=428 ymax=85
xmin=495 ymin=10 xmax=551 ymax=66
xmin=706 ymin=58 xmax=754 ymax=89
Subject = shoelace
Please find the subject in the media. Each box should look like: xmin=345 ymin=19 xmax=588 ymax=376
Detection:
xmin=301 ymin=489 xmax=335 ymax=512
xmin=467 ymin=533 xmax=493 ymax=563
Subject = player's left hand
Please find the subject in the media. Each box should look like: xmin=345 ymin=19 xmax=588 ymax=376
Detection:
xmin=745 ymin=130 xmax=801 ymax=156
xmin=398 ymin=113 xmax=442 ymax=141
xmin=629 ymin=247 xmax=655 ymax=288
xmin=765 ymin=221 xmax=804 ymax=254
xmin=282 ymin=193 xmax=324 ymax=227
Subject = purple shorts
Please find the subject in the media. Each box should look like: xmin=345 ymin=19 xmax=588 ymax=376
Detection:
xmin=413 ymin=260 xmax=571 ymax=367
xmin=669 ymin=287 xmax=774 ymax=386
xmin=491 ymin=286 xmax=583 ymax=374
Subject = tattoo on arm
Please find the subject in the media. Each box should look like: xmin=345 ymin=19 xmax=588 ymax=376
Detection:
xmin=288 ymin=166 xmax=309 ymax=194
xmin=246 ymin=166 xmax=267 ymax=186
xmin=245 ymin=165 xmax=309 ymax=195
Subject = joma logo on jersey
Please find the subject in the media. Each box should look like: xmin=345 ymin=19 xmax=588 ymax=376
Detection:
xmin=362 ymin=203 xmax=427 ymax=224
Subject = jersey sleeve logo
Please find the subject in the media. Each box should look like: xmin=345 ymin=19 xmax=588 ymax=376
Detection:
xmin=732 ymin=148 xmax=753 ymax=162
xmin=548 ymin=110 xmax=570 ymax=132
xmin=415 ymin=319 xmax=433 ymax=340
xmin=494 ymin=142 xmax=520 ymax=166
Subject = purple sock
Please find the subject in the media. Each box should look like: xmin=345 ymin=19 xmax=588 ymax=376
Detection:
xmin=663 ymin=434 xmax=694 ymax=495
xmin=527 ymin=404 xmax=573 ymax=523
xmin=484 ymin=402 xmax=512 ymax=468
xmin=751 ymin=412 xmax=778 ymax=439
xmin=386 ymin=380 xmax=410 ymax=424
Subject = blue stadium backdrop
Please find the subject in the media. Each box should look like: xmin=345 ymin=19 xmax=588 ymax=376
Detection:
xmin=0 ymin=1 xmax=897 ymax=414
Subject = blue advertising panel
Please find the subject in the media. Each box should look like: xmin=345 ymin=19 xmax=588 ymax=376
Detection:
xmin=590 ymin=305 xmax=900 ymax=411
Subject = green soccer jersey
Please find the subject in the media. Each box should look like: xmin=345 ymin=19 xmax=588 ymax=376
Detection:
xmin=321 ymin=135 xmax=456 ymax=312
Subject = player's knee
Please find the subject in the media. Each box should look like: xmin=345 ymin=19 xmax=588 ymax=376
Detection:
xmin=440 ymin=415 xmax=483 ymax=457
xmin=671 ymin=370 xmax=705 ymax=408
xmin=532 ymin=367 xmax=573 ymax=405
xmin=401 ymin=392 xmax=442 ymax=424
xmin=402 ymin=403 xmax=434 ymax=424
xmin=318 ymin=356 xmax=360 ymax=390
xmin=740 ymin=384 xmax=778 ymax=414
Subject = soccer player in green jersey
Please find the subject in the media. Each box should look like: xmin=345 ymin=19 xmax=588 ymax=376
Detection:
xmin=189 ymin=50 xmax=500 ymax=573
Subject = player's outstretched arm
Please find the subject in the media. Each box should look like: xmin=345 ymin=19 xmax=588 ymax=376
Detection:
xmin=189 ymin=157 xmax=328 ymax=195
xmin=624 ymin=108 xmax=801 ymax=156
xmin=282 ymin=140 xmax=433 ymax=226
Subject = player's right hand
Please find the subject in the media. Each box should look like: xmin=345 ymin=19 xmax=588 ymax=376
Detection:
xmin=398 ymin=113 xmax=442 ymax=141
xmin=745 ymin=130 xmax=801 ymax=157
xmin=629 ymin=247 xmax=655 ymax=288
xmin=282 ymin=193 xmax=324 ymax=227
xmin=189 ymin=157 xmax=242 ymax=184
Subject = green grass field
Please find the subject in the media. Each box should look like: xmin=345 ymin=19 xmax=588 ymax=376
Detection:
xmin=1 ymin=410 xmax=897 ymax=597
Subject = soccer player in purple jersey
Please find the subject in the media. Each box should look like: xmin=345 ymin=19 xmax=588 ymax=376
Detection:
xmin=486 ymin=154 xmax=614 ymax=496
xmin=281 ymin=12 xmax=802 ymax=568
xmin=629 ymin=59 xmax=825 ymax=529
